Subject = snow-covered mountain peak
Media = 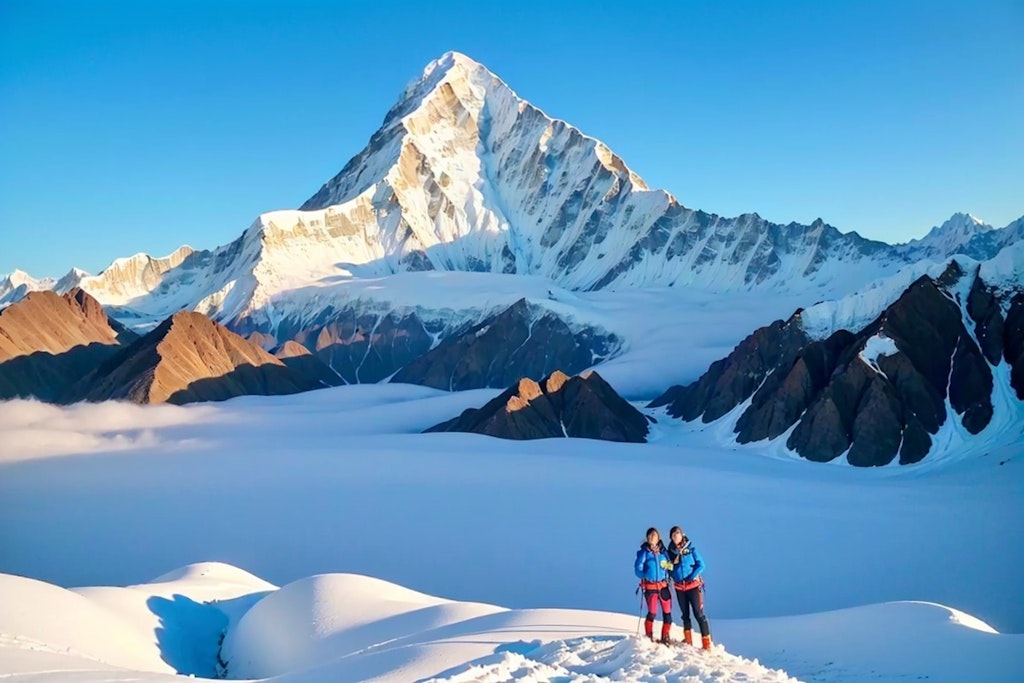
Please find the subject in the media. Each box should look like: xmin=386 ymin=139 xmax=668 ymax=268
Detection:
xmin=414 ymin=50 xmax=500 ymax=97
xmin=301 ymin=51 xmax=653 ymax=213
xmin=900 ymin=211 xmax=992 ymax=251
xmin=3 ymin=269 xmax=38 ymax=288
xmin=53 ymin=267 xmax=89 ymax=294
xmin=291 ymin=52 xmax=910 ymax=296
xmin=931 ymin=211 xmax=991 ymax=237
xmin=76 ymin=245 xmax=199 ymax=306
xmin=105 ymin=245 xmax=196 ymax=270
xmin=8 ymin=55 xmax=1019 ymax=331
xmin=893 ymin=211 xmax=1024 ymax=263
xmin=0 ymin=269 xmax=56 ymax=307
xmin=393 ymin=51 xmax=498 ymax=126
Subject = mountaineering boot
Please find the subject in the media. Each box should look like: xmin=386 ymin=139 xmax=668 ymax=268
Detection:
xmin=660 ymin=621 xmax=672 ymax=644
xmin=702 ymin=635 xmax=712 ymax=651
xmin=644 ymin=619 xmax=654 ymax=641
xmin=683 ymin=629 xmax=693 ymax=646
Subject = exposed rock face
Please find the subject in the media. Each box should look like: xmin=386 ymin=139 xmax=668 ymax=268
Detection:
xmin=652 ymin=266 xmax=1019 ymax=466
xmin=271 ymin=341 xmax=343 ymax=388
xmin=273 ymin=340 xmax=313 ymax=359
xmin=966 ymin=275 xmax=1004 ymax=365
xmin=78 ymin=312 xmax=327 ymax=404
xmin=247 ymin=331 xmax=278 ymax=351
xmin=647 ymin=318 xmax=810 ymax=423
xmin=427 ymin=370 xmax=648 ymax=442
xmin=1006 ymin=294 xmax=1024 ymax=399
xmin=392 ymin=299 xmax=619 ymax=390
xmin=732 ymin=329 xmax=854 ymax=443
xmin=299 ymin=311 xmax=436 ymax=384
xmin=0 ymin=289 xmax=130 ymax=360
xmin=0 ymin=289 xmax=135 ymax=401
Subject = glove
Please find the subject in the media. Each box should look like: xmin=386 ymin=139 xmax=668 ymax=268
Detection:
xmin=660 ymin=560 xmax=673 ymax=571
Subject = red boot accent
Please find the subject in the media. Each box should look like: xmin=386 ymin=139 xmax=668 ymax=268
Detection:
xmin=702 ymin=635 xmax=712 ymax=650
xmin=683 ymin=629 xmax=693 ymax=645
xmin=660 ymin=622 xmax=672 ymax=644
xmin=644 ymin=619 xmax=654 ymax=640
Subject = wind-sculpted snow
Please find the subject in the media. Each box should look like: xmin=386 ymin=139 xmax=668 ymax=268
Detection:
xmin=1 ymin=563 xmax=1020 ymax=682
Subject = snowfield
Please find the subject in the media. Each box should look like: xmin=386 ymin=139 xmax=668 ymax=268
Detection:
xmin=1 ymin=562 xmax=1020 ymax=683
xmin=1 ymin=385 xmax=1022 ymax=682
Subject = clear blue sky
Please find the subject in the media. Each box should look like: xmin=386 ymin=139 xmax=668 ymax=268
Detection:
xmin=2 ymin=0 xmax=1022 ymax=277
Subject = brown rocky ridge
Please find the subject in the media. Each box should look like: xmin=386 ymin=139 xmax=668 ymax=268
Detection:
xmin=427 ymin=369 xmax=649 ymax=442
xmin=77 ymin=311 xmax=330 ymax=404
xmin=0 ymin=288 xmax=136 ymax=401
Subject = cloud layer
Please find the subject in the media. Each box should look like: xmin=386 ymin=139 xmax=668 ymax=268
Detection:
xmin=0 ymin=399 xmax=216 ymax=461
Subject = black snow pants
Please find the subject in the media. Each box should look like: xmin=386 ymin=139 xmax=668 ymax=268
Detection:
xmin=675 ymin=585 xmax=711 ymax=638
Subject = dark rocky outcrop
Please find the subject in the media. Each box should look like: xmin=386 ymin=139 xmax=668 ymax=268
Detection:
xmin=648 ymin=318 xmax=810 ymax=423
xmin=967 ymin=275 xmax=1004 ymax=365
xmin=311 ymin=311 xmax=435 ymax=384
xmin=652 ymin=267 xmax=1017 ymax=466
xmin=393 ymin=299 xmax=619 ymax=391
xmin=785 ymin=275 xmax=994 ymax=465
xmin=271 ymin=340 xmax=343 ymax=388
xmin=1005 ymin=294 xmax=1024 ymax=399
xmin=734 ymin=329 xmax=855 ymax=443
xmin=427 ymin=370 xmax=649 ymax=442
xmin=76 ymin=312 xmax=327 ymax=404
xmin=255 ymin=309 xmax=438 ymax=385
xmin=0 ymin=288 xmax=137 ymax=401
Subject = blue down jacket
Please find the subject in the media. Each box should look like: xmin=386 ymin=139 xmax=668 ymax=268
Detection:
xmin=634 ymin=541 xmax=671 ymax=583
xmin=666 ymin=538 xmax=705 ymax=586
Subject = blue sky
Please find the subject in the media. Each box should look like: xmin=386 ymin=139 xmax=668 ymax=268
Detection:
xmin=2 ymin=0 xmax=1022 ymax=277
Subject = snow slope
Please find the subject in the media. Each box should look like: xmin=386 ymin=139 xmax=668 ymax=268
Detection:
xmin=2 ymin=563 xmax=1020 ymax=683
xmin=1 ymin=386 xmax=1022 ymax=682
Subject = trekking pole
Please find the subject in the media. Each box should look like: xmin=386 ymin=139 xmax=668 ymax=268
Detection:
xmin=635 ymin=582 xmax=644 ymax=637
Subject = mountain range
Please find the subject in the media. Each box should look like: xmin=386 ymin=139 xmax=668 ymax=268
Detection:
xmin=2 ymin=51 xmax=1021 ymax=465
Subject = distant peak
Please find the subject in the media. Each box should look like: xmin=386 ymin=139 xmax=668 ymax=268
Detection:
xmin=4 ymin=269 xmax=35 ymax=285
xmin=900 ymin=211 xmax=994 ymax=249
xmin=398 ymin=51 xmax=503 ymax=108
xmin=937 ymin=212 xmax=989 ymax=231
xmin=428 ymin=50 xmax=485 ymax=74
